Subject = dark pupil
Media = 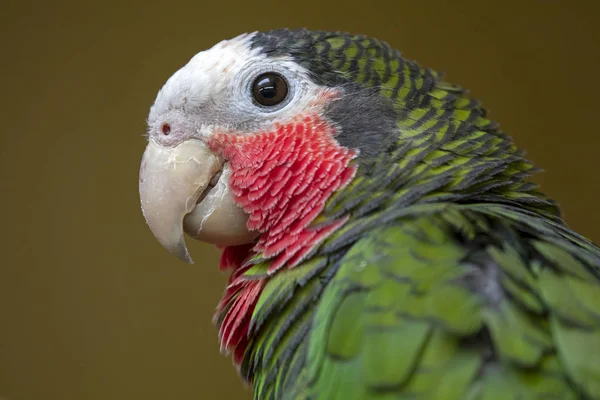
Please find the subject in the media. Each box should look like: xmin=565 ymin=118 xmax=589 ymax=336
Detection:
xmin=252 ymin=73 xmax=288 ymax=106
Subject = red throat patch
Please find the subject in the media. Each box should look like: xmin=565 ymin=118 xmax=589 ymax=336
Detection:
xmin=209 ymin=114 xmax=357 ymax=359
xmin=210 ymin=114 xmax=357 ymax=272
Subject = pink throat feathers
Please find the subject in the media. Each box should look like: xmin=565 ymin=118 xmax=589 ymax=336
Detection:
xmin=208 ymin=114 xmax=357 ymax=362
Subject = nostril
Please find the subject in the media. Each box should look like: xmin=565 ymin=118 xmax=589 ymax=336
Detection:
xmin=161 ymin=123 xmax=171 ymax=135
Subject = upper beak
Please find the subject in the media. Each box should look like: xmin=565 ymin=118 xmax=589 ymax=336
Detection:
xmin=139 ymin=139 xmax=222 ymax=263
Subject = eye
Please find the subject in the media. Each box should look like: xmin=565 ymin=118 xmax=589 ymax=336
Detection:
xmin=161 ymin=123 xmax=171 ymax=135
xmin=251 ymin=72 xmax=289 ymax=107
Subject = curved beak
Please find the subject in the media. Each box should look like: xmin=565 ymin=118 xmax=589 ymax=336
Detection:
xmin=139 ymin=139 xmax=223 ymax=263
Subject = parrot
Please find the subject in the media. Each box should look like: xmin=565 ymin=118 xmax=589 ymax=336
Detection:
xmin=138 ymin=29 xmax=600 ymax=399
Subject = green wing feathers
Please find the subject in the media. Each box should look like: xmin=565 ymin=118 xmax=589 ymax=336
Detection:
xmin=302 ymin=205 xmax=600 ymax=400
xmin=237 ymin=31 xmax=600 ymax=400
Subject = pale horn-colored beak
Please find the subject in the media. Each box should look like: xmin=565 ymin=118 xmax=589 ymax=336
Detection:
xmin=139 ymin=139 xmax=221 ymax=263
xmin=139 ymin=139 xmax=258 ymax=263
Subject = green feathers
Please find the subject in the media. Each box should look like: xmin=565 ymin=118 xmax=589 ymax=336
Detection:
xmin=244 ymin=202 xmax=600 ymax=399
xmin=304 ymin=206 xmax=600 ymax=399
xmin=238 ymin=30 xmax=600 ymax=400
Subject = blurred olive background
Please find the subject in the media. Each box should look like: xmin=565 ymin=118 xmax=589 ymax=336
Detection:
xmin=0 ymin=0 xmax=599 ymax=399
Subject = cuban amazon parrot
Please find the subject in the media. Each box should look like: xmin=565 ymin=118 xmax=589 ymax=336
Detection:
xmin=139 ymin=29 xmax=600 ymax=399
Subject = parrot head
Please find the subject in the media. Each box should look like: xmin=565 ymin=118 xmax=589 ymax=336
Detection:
xmin=139 ymin=29 xmax=398 ymax=266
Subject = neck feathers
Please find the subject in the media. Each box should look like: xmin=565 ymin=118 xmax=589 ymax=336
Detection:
xmin=210 ymin=115 xmax=356 ymax=360
xmin=211 ymin=114 xmax=357 ymax=273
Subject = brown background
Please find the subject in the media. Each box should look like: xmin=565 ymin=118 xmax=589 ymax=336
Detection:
xmin=1 ymin=1 xmax=599 ymax=399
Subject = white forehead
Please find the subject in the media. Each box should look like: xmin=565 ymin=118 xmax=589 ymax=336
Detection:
xmin=146 ymin=32 xmax=330 ymax=138
xmin=148 ymin=33 xmax=262 ymax=121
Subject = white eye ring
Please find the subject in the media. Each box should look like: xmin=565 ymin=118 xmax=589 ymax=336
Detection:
xmin=234 ymin=63 xmax=299 ymax=115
